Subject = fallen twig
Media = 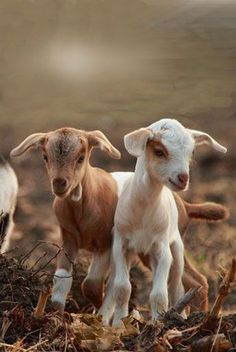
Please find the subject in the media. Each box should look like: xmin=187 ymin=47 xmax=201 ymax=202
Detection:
xmin=202 ymin=258 xmax=236 ymax=331
xmin=210 ymin=258 xmax=236 ymax=320
xmin=33 ymin=288 xmax=51 ymax=318
xmin=164 ymin=287 xmax=201 ymax=321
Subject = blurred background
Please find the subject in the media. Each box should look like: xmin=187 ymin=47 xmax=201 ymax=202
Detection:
xmin=0 ymin=0 xmax=235 ymax=311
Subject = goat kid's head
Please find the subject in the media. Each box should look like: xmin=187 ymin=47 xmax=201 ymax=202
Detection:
xmin=124 ymin=118 xmax=227 ymax=192
xmin=11 ymin=128 xmax=120 ymax=201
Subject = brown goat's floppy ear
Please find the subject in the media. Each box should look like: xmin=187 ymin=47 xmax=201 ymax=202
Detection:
xmin=10 ymin=133 xmax=46 ymax=157
xmin=87 ymin=130 xmax=121 ymax=159
xmin=124 ymin=128 xmax=153 ymax=157
xmin=187 ymin=129 xmax=227 ymax=153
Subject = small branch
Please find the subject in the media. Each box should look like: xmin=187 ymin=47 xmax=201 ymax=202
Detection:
xmin=174 ymin=287 xmax=201 ymax=314
xmin=25 ymin=339 xmax=49 ymax=352
xmin=33 ymin=288 xmax=51 ymax=318
xmin=202 ymin=258 xmax=236 ymax=331
xmin=30 ymin=248 xmax=62 ymax=277
xmin=164 ymin=287 xmax=201 ymax=320
xmin=28 ymin=251 xmax=48 ymax=271
xmin=20 ymin=242 xmax=43 ymax=264
xmin=209 ymin=258 xmax=236 ymax=320
xmin=210 ymin=315 xmax=223 ymax=352
xmin=0 ymin=342 xmax=26 ymax=351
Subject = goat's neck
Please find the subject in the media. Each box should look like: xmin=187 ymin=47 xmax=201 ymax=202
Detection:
xmin=69 ymin=164 xmax=96 ymax=203
xmin=81 ymin=164 xmax=97 ymax=195
xmin=132 ymin=156 xmax=164 ymax=202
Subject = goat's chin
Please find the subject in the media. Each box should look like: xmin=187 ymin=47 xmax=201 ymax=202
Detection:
xmin=53 ymin=187 xmax=71 ymax=199
xmin=167 ymin=179 xmax=188 ymax=192
xmin=53 ymin=191 xmax=70 ymax=199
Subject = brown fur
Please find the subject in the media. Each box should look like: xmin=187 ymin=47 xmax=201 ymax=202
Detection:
xmin=54 ymin=167 xmax=118 ymax=255
xmin=184 ymin=201 xmax=229 ymax=221
xmin=81 ymin=278 xmax=105 ymax=309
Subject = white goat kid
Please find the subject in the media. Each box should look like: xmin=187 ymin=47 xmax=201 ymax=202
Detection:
xmin=0 ymin=155 xmax=18 ymax=253
xmin=100 ymin=118 xmax=227 ymax=327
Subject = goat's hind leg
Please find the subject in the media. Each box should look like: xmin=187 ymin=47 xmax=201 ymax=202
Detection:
xmin=81 ymin=249 xmax=111 ymax=309
xmin=183 ymin=255 xmax=209 ymax=312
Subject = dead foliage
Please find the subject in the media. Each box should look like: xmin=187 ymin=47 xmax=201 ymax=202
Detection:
xmin=0 ymin=252 xmax=235 ymax=352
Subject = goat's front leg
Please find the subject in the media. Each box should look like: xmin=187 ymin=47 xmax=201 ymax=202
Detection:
xmin=169 ymin=235 xmax=185 ymax=309
xmin=149 ymin=242 xmax=172 ymax=320
xmin=112 ymin=233 xmax=134 ymax=327
xmin=81 ymin=249 xmax=111 ymax=309
xmin=98 ymin=259 xmax=116 ymax=325
xmin=51 ymin=227 xmax=79 ymax=313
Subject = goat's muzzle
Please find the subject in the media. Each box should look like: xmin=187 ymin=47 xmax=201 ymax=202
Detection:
xmin=52 ymin=177 xmax=69 ymax=197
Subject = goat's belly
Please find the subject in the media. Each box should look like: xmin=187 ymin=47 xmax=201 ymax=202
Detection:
xmin=126 ymin=230 xmax=164 ymax=255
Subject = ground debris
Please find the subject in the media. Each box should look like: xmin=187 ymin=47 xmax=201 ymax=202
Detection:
xmin=0 ymin=254 xmax=236 ymax=351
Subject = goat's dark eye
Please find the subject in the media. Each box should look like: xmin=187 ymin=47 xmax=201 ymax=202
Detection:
xmin=154 ymin=149 xmax=165 ymax=158
xmin=77 ymin=155 xmax=85 ymax=163
xmin=43 ymin=155 xmax=48 ymax=163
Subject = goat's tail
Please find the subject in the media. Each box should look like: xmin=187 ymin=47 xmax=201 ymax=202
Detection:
xmin=185 ymin=201 xmax=229 ymax=222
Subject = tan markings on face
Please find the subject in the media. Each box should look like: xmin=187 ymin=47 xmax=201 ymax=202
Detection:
xmin=143 ymin=140 xmax=169 ymax=183
xmin=147 ymin=140 xmax=169 ymax=159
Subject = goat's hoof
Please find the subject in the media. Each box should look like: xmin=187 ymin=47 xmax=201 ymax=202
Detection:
xmin=52 ymin=301 xmax=65 ymax=314
xmin=101 ymin=318 xmax=110 ymax=326
xmin=112 ymin=319 xmax=125 ymax=329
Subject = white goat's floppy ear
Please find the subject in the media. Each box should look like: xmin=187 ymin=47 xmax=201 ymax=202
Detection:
xmin=124 ymin=128 xmax=153 ymax=157
xmin=188 ymin=129 xmax=227 ymax=153
xmin=10 ymin=133 xmax=46 ymax=157
xmin=87 ymin=130 xmax=121 ymax=159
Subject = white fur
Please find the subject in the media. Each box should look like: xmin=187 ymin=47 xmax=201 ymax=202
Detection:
xmin=51 ymin=268 xmax=73 ymax=307
xmin=0 ymin=160 xmax=18 ymax=253
xmin=71 ymin=183 xmax=83 ymax=202
xmin=111 ymin=172 xmax=133 ymax=196
xmin=101 ymin=118 xmax=226 ymax=327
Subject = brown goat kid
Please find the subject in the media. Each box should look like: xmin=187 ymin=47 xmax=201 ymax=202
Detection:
xmin=11 ymin=127 xmax=228 ymax=313
xmin=11 ymin=128 xmax=121 ymax=311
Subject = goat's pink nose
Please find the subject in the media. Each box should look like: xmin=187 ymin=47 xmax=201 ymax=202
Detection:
xmin=178 ymin=173 xmax=189 ymax=186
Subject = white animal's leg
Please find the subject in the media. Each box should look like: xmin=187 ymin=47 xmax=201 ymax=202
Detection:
xmin=98 ymin=261 xmax=116 ymax=325
xmin=169 ymin=236 xmax=185 ymax=316
xmin=149 ymin=243 xmax=172 ymax=321
xmin=51 ymin=268 xmax=73 ymax=311
xmin=112 ymin=233 xmax=133 ymax=327
xmin=0 ymin=212 xmax=13 ymax=253
xmin=82 ymin=249 xmax=111 ymax=309
xmin=51 ymin=228 xmax=78 ymax=313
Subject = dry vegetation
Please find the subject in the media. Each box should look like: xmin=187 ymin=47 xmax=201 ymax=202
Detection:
xmin=0 ymin=249 xmax=235 ymax=351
